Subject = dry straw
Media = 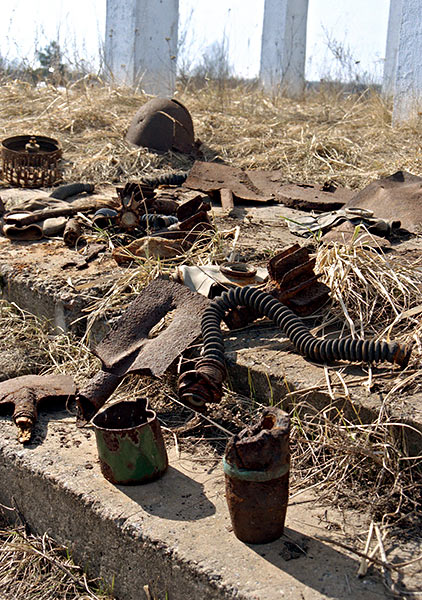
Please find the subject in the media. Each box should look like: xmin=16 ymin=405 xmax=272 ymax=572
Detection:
xmin=0 ymin=77 xmax=421 ymax=189
xmin=0 ymin=517 xmax=113 ymax=600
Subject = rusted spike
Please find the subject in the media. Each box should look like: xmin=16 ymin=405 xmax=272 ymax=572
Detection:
xmin=220 ymin=188 xmax=234 ymax=212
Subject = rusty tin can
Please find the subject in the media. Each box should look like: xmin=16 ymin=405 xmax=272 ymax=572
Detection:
xmin=224 ymin=408 xmax=290 ymax=544
xmin=92 ymin=398 xmax=168 ymax=485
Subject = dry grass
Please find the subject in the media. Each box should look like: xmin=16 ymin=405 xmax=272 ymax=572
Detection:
xmin=0 ymin=78 xmax=421 ymax=191
xmin=0 ymin=516 xmax=114 ymax=600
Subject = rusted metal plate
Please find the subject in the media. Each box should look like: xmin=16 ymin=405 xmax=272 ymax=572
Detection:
xmin=95 ymin=279 xmax=210 ymax=377
xmin=183 ymin=161 xmax=275 ymax=202
xmin=183 ymin=162 xmax=354 ymax=208
xmin=345 ymin=171 xmax=422 ymax=233
xmin=276 ymin=182 xmax=354 ymax=211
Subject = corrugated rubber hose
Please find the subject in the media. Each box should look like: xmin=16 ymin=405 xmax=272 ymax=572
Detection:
xmin=178 ymin=285 xmax=412 ymax=409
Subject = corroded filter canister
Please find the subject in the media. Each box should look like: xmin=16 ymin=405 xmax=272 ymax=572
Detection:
xmin=92 ymin=398 xmax=168 ymax=485
xmin=224 ymin=408 xmax=290 ymax=544
xmin=1 ymin=135 xmax=62 ymax=188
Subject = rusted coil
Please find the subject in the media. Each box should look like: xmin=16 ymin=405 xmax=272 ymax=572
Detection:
xmin=178 ymin=286 xmax=412 ymax=408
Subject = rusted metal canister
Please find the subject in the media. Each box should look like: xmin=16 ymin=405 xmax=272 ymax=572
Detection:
xmin=223 ymin=408 xmax=290 ymax=544
xmin=92 ymin=398 xmax=168 ymax=485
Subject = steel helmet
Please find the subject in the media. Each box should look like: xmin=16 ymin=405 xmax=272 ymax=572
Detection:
xmin=125 ymin=97 xmax=195 ymax=154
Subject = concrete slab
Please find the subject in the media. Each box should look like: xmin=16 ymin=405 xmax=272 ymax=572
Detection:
xmin=0 ymin=410 xmax=415 ymax=600
xmin=0 ymin=192 xmax=421 ymax=597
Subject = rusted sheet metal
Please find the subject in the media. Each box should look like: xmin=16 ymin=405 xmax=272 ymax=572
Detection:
xmin=176 ymin=194 xmax=211 ymax=222
xmin=184 ymin=161 xmax=355 ymax=208
xmin=224 ymin=408 xmax=290 ymax=544
xmin=345 ymin=171 xmax=422 ymax=233
xmin=0 ymin=374 xmax=76 ymax=443
xmin=178 ymin=210 xmax=212 ymax=232
xmin=276 ymin=181 xmax=354 ymax=211
xmin=266 ymin=244 xmax=330 ymax=316
xmin=77 ymin=371 xmax=122 ymax=423
xmin=95 ymin=279 xmax=210 ymax=377
xmin=184 ymin=161 xmax=275 ymax=202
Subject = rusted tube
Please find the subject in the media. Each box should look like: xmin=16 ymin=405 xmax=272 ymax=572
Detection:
xmin=50 ymin=182 xmax=94 ymax=199
xmin=76 ymin=371 xmax=122 ymax=423
xmin=224 ymin=408 xmax=290 ymax=544
xmin=63 ymin=217 xmax=83 ymax=247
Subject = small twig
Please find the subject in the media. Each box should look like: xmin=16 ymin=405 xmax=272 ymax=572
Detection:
xmin=357 ymin=521 xmax=374 ymax=577
xmin=314 ymin=535 xmax=399 ymax=571
xmin=163 ymin=391 xmax=233 ymax=436
xmin=374 ymin=523 xmax=397 ymax=596
xmin=161 ymin=426 xmax=181 ymax=459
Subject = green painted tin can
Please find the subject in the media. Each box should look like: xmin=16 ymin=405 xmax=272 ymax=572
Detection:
xmin=92 ymin=398 xmax=168 ymax=485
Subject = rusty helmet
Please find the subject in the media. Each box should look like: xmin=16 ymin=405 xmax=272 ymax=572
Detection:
xmin=125 ymin=97 xmax=195 ymax=154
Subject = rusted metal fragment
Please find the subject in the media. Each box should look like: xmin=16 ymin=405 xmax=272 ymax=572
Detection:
xmin=150 ymin=196 xmax=179 ymax=215
xmin=0 ymin=374 xmax=76 ymax=443
xmin=95 ymin=279 xmax=210 ymax=377
xmin=176 ymin=194 xmax=211 ymax=222
xmin=77 ymin=370 xmax=122 ymax=424
xmin=63 ymin=218 xmax=83 ymax=247
xmin=276 ymin=182 xmax=354 ymax=211
xmin=224 ymin=408 xmax=290 ymax=544
xmin=112 ymin=236 xmax=183 ymax=264
xmin=220 ymin=188 xmax=235 ymax=211
xmin=184 ymin=161 xmax=275 ymax=202
xmin=266 ymin=244 xmax=330 ymax=316
xmin=178 ymin=210 xmax=212 ymax=232
xmin=345 ymin=171 xmax=422 ymax=233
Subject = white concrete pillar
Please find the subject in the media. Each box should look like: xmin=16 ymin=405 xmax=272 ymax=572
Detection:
xmin=382 ymin=0 xmax=403 ymax=97
xmin=259 ymin=0 xmax=309 ymax=98
xmin=392 ymin=0 xmax=422 ymax=125
xmin=105 ymin=0 xmax=179 ymax=96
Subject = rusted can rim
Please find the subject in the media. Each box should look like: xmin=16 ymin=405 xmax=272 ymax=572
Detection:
xmin=2 ymin=134 xmax=61 ymax=155
xmin=91 ymin=400 xmax=156 ymax=434
xmin=222 ymin=457 xmax=289 ymax=482
xmin=220 ymin=262 xmax=257 ymax=279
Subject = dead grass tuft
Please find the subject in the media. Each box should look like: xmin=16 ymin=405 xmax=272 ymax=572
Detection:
xmin=0 ymin=79 xmax=420 ymax=190
xmin=0 ymin=515 xmax=114 ymax=600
